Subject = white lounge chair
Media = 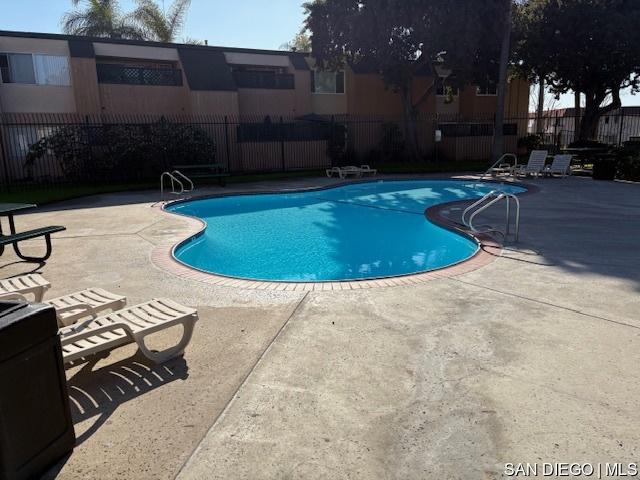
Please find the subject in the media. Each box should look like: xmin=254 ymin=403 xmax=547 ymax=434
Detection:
xmin=544 ymin=154 xmax=573 ymax=177
xmin=359 ymin=165 xmax=377 ymax=176
xmin=326 ymin=166 xmax=362 ymax=179
xmin=0 ymin=274 xmax=50 ymax=302
xmin=513 ymin=150 xmax=548 ymax=177
xmin=326 ymin=167 xmax=341 ymax=178
xmin=486 ymin=153 xmax=518 ymax=177
xmin=60 ymin=298 xmax=198 ymax=364
xmin=1 ymin=285 xmax=127 ymax=327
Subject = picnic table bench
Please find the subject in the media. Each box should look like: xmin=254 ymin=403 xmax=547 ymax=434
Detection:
xmin=0 ymin=203 xmax=66 ymax=262
xmin=172 ymin=163 xmax=229 ymax=186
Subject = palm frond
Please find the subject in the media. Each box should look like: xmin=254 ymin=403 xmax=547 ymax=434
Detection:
xmin=61 ymin=0 xmax=144 ymax=38
xmin=166 ymin=0 xmax=191 ymax=40
xmin=133 ymin=0 xmax=190 ymax=42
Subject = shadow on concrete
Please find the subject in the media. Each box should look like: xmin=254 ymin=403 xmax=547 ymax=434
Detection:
xmin=447 ymin=178 xmax=640 ymax=291
xmin=66 ymin=353 xmax=189 ymax=446
xmin=0 ymin=260 xmax=46 ymax=275
xmin=42 ymin=353 xmax=188 ymax=479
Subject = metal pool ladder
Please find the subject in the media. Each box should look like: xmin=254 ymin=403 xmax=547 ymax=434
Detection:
xmin=461 ymin=190 xmax=521 ymax=241
xmin=160 ymin=170 xmax=194 ymax=201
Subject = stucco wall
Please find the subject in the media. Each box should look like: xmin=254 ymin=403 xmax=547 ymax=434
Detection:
xmin=93 ymin=43 xmax=179 ymax=61
xmin=98 ymin=84 xmax=191 ymax=114
xmin=312 ymin=93 xmax=348 ymax=115
xmin=346 ymin=73 xmax=437 ymax=116
xmin=0 ymin=36 xmax=69 ymax=55
xmin=237 ymin=89 xmax=299 ymax=116
xmin=0 ymin=84 xmax=76 ymax=113
xmin=70 ymin=57 xmax=101 ymax=114
xmin=0 ymin=35 xmax=76 ymax=113
xmin=190 ymin=91 xmax=240 ymax=116
xmin=224 ymin=52 xmax=291 ymax=69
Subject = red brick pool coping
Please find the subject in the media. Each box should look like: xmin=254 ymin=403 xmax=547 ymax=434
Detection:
xmin=150 ymin=180 xmax=534 ymax=290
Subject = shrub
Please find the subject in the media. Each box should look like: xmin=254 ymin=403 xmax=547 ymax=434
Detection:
xmin=517 ymin=134 xmax=543 ymax=152
xmin=592 ymin=158 xmax=617 ymax=180
xmin=616 ymin=155 xmax=640 ymax=181
xmin=567 ymin=139 xmax=610 ymax=150
xmin=26 ymin=119 xmax=216 ymax=182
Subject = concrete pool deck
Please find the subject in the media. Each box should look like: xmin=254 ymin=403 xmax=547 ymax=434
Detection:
xmin=2 ymin=174 xmax=639 ymax=479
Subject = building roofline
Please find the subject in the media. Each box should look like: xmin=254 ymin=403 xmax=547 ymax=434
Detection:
xmin=0 ymin=29 xmax=306 ymax=58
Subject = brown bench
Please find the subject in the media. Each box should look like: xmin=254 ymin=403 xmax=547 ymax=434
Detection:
xmin=172 ymin=163 xmax=229 ymax=186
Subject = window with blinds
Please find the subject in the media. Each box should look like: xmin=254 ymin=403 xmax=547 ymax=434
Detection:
xmin=0 ymin=53 xmax=70 ymax=86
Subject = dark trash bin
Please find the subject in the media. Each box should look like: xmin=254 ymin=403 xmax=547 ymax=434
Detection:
xmin=0 ymin=301 xmax=75 ymax=480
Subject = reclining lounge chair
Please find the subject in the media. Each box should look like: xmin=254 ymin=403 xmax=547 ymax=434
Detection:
xmin=544 ymin=154 xmax=573 ymax=177
xmin=1 ymin=274 xmax=127 ymax=327
xmin=60 ymin=298 xmax=198 ymax=364
xmin=0 ymin=274 xmax=50 ymax=302
xmin=513 ymin=150 xmax=549 ymax=177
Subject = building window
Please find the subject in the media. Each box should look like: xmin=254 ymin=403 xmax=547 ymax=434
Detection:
xmin=97 ymin=63 xmax=183 ymax=87
xmin=0 ymin=53 xmax=70 ymax=86
xmin=312 ymin=70 xmax=344 ymax=94
xmin=34 ymin=55 xmax=71 ymax=86
xmin=232 ymin=69 xmax=294 ymax=89
xmin=476 ymin=78 xmax=497 ymax=96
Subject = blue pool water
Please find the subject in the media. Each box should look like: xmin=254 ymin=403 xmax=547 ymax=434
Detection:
xmin=167 ymin=180 xmax=526 ymax=281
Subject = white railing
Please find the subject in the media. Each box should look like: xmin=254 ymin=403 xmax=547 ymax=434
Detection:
xmin=462 ymin=190 xmax=521 ymax=241
xmin=160 ymin=170 xmax=194 ymax=201
xmin=481 ymin=153 xmax=518 ymax=179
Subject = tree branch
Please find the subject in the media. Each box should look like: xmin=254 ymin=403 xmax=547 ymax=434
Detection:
xmin=598 ymin=85 xmax=622 ymax=116
xmin=411 ymin=61 xmax=437 ymax=110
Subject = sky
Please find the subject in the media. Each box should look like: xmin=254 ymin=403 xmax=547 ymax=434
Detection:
xmin=530 ymin=85 xmax=638 ymax=110
xmin=2 ymin=0 xmax=637 ymax=110
xmin=1 ymin=0 xmax=307 ymax=50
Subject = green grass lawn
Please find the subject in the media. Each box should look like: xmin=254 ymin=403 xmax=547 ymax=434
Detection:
xmin=0 ymin=160 xmax=489 ymax=205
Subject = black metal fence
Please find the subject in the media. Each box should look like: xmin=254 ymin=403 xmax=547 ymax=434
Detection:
xmin=527 ymin=111 xmax=640 ymax=149
xmin=1 ymin=111 xmax=639 ymax=191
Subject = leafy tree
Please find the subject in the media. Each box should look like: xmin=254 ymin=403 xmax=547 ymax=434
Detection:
xmin=280 ymin=32 xmax=312 ymax=53
xmin=61 ymin=0 xmax=143 ymax=39
xmin=491 ymin=0 xmax=513 ymax=162
xmin=304 ymin=0 xmax=507 ymax=160
xmin=514 ymin=0 xmax=640 ymax=140
xmin=133 ymin=0 xmax=192 ymax=43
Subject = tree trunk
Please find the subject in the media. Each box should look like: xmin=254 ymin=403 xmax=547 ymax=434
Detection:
xmin=536 ymin=77 xmax=545 ymax=135
xmin=399 ymin=86 xmax=421 ymax=161
xmin=579 ymin=99 xmax=601 ymax=141
xmin=491 ymin=0 xmax=513 ymax=163
xmin=579 ymin=88 xmax=621 ymax=141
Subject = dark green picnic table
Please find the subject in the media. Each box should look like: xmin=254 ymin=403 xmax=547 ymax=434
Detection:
xmin=0 ymin=203 xmax=66 ymax=262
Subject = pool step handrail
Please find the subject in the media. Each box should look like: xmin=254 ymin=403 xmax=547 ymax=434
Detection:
xmin=481 ymin=153 xmax=518 ymax=179
xmin=161 ymin=171 xmax=193 ymax=201
xmin=172 ymin=170 xmax=194 ymax=193
xmin=462 ymin=190 xmax=520 ymax=241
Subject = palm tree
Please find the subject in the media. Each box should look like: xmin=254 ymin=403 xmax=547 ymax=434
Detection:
xmin=133 ymin=0 xmax=191 ymax=43
xmin=61 ymin=0 xmax=143 ymax=39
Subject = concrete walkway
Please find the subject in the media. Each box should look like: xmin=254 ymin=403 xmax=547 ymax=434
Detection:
xmin=2 ymin=175 xmax=639 ymax=479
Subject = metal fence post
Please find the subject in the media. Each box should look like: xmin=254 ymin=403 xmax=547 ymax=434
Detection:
xmin=0 ymin=114 xmax=11 ymax=193
xmin=224 ymin=115 xmax=231 ymax=172
xmin=330 ymin=115 xmax=336 ymax=167
xmin=280 ymin=116 xmax=286 ymax=171
xmin=618 ymin=109 xmax=625 ymax=146
xmin=553 ymin=110 xmax=560 ymax=148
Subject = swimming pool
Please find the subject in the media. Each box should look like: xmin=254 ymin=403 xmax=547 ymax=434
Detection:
xmin=166 ymin=180 xmax=526 ymax=282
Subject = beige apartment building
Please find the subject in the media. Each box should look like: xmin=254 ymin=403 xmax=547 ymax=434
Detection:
xmin=0 ymin=30 xmax=529 ymax=119
xmin=0 ymin=30 xmax=531 ymax=182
